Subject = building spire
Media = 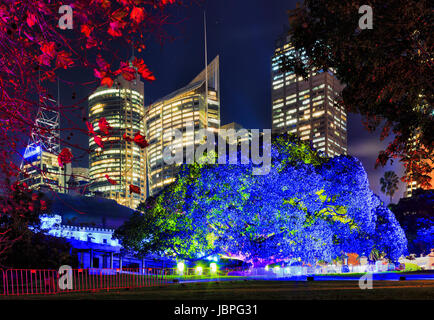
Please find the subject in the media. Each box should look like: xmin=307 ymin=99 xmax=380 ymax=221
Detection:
xmin=131 ymin=41 xmax=135 ymax=60
xmin=204 ymin=11 xmax=208 ymax=128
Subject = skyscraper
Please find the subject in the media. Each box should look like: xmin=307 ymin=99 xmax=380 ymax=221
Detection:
xmin=271 ymin=35 xmax=347 ymax=157
xmin=146 ymin=56 xmax=220 ymax=196
xmin=88 ymin=73 xmax=146 ymax=209
xmin=20 ymin=96 xmax=67 ymax=193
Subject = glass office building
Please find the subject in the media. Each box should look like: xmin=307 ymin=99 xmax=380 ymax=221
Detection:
xmin=88 ymin=74 xmax=146 ymax=209
xmin=146 ymin=56 xmax=220 ymax=196
xmin=20 ymin=147 xmax=66 ymax=193
xmin=271 ymin=35 xmax=347 ymax=157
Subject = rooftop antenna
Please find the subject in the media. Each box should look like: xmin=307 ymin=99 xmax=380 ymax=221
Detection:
xmin=130 ymin=40 xmax=138 ymax=84
xmin=204 ymin=11 xmax=208 ymax=129
xmin=57 ymin=77 xmax=61 ymax=148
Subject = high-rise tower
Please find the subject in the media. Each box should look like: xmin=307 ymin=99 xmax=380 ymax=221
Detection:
xmin=20 ymin=94 xmax=65 ymax=193
xmin=271 ymin=35 xmax=347 ymax=157
xmin=146 ymin=56 xmax=220 ymax=196
xmin=88 ymin=74 xmax=146 ymax=209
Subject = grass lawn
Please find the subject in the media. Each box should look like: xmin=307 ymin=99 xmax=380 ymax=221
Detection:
xmin=3 ymin=279 xmax=434 ymax=300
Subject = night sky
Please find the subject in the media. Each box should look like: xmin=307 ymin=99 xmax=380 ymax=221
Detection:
xmin=60 ymin=0 xmax=406 ymax=203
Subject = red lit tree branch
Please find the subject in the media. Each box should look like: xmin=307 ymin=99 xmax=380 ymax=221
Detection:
xmin=0 ymin=0 xmax=187 ymax=259
xmin=283 ymin=0 xmax=433 ymax=188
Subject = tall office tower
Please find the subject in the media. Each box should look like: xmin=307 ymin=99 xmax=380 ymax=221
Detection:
xmin=271 ymin=35 xmax=347 ymax=157
xmin=20 ymin=96 xmax=67 ymax=193
xmin=88 ymin=73 xmax=146 ymax=209
xmin=146 ymin=56 xmax=220 ymax=196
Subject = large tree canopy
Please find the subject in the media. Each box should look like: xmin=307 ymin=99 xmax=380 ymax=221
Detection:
xmin=115 ymin=134 xmax=407 ymax=265
xmin=283 ymin=0 xmax=433 ymax=188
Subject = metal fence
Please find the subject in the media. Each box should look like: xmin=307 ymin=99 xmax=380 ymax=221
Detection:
xmin=0 ymin=269 xmax=4 ymax=296
xmin=0 ymin=268 xmax=169 ymax=296
xmin=61 ymin=268 xmax=169 ymax=293
xmin=3 ymin=269 xmax=58 ymax=296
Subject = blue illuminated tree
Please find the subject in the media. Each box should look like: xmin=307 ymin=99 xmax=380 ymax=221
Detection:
xmin=116 ymin=134 xmax=407 ymax=265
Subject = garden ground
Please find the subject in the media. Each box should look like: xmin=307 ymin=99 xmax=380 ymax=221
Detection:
xmin=3 ymin=279 xmax=434 ymax=300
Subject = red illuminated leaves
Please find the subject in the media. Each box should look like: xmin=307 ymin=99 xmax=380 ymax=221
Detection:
xmin=117 ymin=0 xmax=130 ymax=6
xmin=26 ymin=13 xmax=37 ymax=27
xmin=81 ymin=24 xmax=93 ymax=38
xmin=130 ymin=7 xmax=145 ymax=24
xmin=115 ymin=61 xmax=136 ymax=81
xmin=86 ymin=121 xmax=95 ymax=135
xmin=129 ymin=184 xmax=141 ymax=194
xmin=123 ymin=132 xmax=149 ymax=148
xmin=98 ymin=117 xmax=112 ymax=135
xmin=94 ymin=135 xmax=104 ymax=149
xmin=40 ymin=200 xmax=47 ymax=211
xmin=87 ymin=120 xmax=105 ymax=149
xmin=133 ymin=132 xmax=149 ymax=148
xmin=41 ymin=70 xmax=56 ymax=82
xmin=132 ymin=57 xmax=156 ymax=82
xmin=0 ymin=0 xmax=183 ymax=256
xmin=96 ymin=55 xmax=110 ymax=71
xmin=90 ymin=30 xmax=156 ymax=87
xmin=108 ymin=20 xmax=126 ymax=37
xmin=101 ymin=76 xmax=114 ymax=87
xmin=111 ymin=7 xmax=128 ymax=21
xmin=161 ymin=0 xmax=176 ymax=6
xmin=123 ymin=133 xmax=134 ymax=142
xmin=56 ymin=51 xmax=74 ymax=69
xmin=40 ymin=42 xmax=56 ymax=57
xmin=37 ymin=41 xmax=56 ymax=66
xmin=58 ymin=148 xmax=73 ymax=167
xmin=86 ymin=37 xmax=98 ymax=49
xmin=94 ymin=55 xmax=114 ymax=87
xmin=95 ymin=0 xmax=111 ymax=10
xmin=105 ymin=174 xmax=118 ymax=185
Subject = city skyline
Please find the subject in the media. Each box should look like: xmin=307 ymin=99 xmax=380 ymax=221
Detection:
xmin=1 ymin=0 xmax=431 ymax=304
xmin=32 ymin=0 xmax=405 ymax=204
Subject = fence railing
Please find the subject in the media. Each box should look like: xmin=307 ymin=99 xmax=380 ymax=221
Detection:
xmin=61 ymin=268 xmax=169 ymax=293
xmin=0 ymin=269 xmax=4 ymax=296
xmin=0 ymin=267 xmax=169 ymax=296
xmin=4 ymin=269 xmax=58 ymax=296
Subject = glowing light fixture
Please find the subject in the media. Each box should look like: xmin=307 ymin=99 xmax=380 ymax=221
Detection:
xmin=177 ymin=262 xmax=185 ymax=274
xmin=196 ymin=266 xmax=203 ymax=275
xmin=210 ymin=263 xmax=217 ymax=273
xmin=24 ymin=145 xmax=41 ymax=159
